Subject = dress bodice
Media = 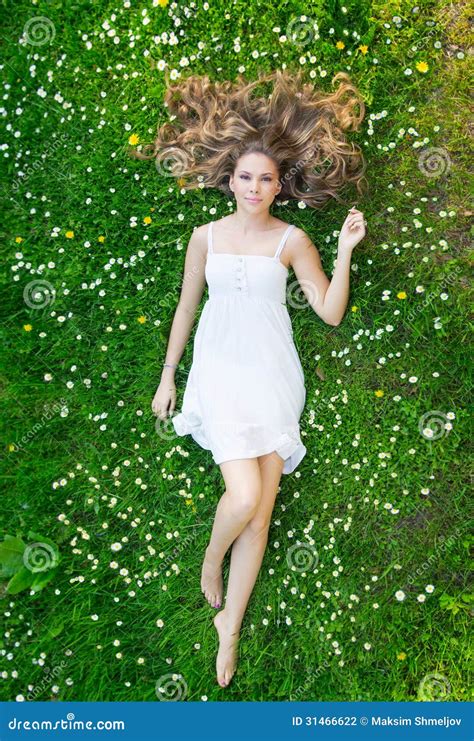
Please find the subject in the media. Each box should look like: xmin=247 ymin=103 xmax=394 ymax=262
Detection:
xmin=205 ymin=222 xmax=295 ymax=305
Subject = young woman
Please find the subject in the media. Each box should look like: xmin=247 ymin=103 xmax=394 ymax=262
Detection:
xmin=135 ymin=69 xmax=368 ymax=689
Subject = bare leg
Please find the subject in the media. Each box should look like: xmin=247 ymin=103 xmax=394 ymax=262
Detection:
xmin=214 ymin=451 xmax=284 ymax=687
xmin=201 ymin=458 xmax=262 ymax=609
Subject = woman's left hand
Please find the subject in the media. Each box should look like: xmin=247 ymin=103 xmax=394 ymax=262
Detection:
xmin=338 ymin=206 xmax=367 ymax=253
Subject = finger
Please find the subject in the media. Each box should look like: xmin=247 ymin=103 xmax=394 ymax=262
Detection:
xmin=347 ymin=217 xmax=361 ymax=228
xmin=345 ymin=213 xmax=361 ymax=224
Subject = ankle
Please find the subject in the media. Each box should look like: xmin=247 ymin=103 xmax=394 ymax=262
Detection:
xmin=218 ymin=609 xmax=242 ymax=634
xmin=205 ymin=544 xmax=222 ymax=565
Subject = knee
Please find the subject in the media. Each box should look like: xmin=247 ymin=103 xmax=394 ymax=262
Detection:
xmin=228 ymin=487 xmax=261 ymax=520
xmin=246 ymin=513 xmax=271 ymax=539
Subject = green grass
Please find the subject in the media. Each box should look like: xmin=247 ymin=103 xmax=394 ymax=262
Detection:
xmin=1 ymin=0 xmax=472 ymax=703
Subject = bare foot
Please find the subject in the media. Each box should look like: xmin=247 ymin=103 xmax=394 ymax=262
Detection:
xmin=213 ymin=610 xmax=240 ymax=687
xmin=200 ymin=547 xmax=223 ymax=608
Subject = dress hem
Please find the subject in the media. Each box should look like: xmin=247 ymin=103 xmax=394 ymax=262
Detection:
xmin=172 ymin=411 xmax=306 ymax=475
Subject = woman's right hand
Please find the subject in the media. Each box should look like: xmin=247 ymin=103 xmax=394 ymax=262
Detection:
xmin=151 ymin=379 xmax=176 ymax=421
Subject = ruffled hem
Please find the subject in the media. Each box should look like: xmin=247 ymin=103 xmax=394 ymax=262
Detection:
xmin=172 ymin=411 xmax=306 ymax=475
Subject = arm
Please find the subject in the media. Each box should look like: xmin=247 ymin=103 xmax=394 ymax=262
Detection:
xmin=159 ymin=225 xmax=207 ymax=387
xmin=288 ymin=209 xmax=366 ymax=327
xmin=152 ymin=225 xmax=207 ymax=420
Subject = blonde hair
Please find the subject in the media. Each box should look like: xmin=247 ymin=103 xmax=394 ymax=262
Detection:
xmin=130 ymin=68 xmax=368 ymax=209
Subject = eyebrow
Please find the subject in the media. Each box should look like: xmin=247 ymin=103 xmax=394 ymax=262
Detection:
xmin=238 ymin=170 xmax=274 ymax=176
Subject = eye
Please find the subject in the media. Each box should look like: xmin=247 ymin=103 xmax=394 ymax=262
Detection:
xmin=239 ymin=174 xmax=249 ymax=180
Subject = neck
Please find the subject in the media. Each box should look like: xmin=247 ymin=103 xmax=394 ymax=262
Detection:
xmin=231 ymin=207 xmax=274 ymax=232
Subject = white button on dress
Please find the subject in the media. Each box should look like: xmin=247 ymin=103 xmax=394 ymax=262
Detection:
xmin=172 ymin=221 xmax=307 ymax=474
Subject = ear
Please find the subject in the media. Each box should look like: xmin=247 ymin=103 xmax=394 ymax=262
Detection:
xmin=229 ymin=174 xmax=234 ymax=192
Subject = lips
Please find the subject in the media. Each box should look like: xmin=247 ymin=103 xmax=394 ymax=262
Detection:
xmin=245 ymin=198 xmax=262 ymax=203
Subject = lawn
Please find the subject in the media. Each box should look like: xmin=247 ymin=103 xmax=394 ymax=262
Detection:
xmin=1 ymin=0 xmax=472 ymax=703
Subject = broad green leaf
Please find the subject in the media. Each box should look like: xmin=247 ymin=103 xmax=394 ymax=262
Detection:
xmin=0 ymin=536 xmax=26 ymax=577
xmin=30 ymin=569 xmax=57 ymax=593
xmin=6 ymin=567 xmax=35 ymax=595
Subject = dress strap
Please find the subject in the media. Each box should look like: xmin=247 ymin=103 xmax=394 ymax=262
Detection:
xmin=207 ymin=221 xmax=214 ymax=254
xmin=274 ymin=224 xmax=296 ymax=260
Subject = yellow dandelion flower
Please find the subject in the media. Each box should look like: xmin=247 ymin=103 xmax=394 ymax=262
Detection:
xmin=416 ymin=61 xmax=429 ymax=73
xmin=8 ymin=443 xmax=17 ymax=452
xmin=185 ymin=499 xmax=193 ymax=506
xmin=336 ymin=41 xmax=345 ymax=50
xmin=177 ymin=177 xmax=186 ymax=187
xmin=23 ymin=324 xmax=32 ymax=332
xmin=359 ymin=45 xmax=369 ymax=55
xmin=128 ymin=134 xmax=140 ymax=146
xmin=374 ymin=389 xmax=384 ymax=398
xmin=65 ymin=230 xmax=74 ymax=239
xmin=98 ymin=235 xmax=105 ymax=243
xmin=351 ymin=305 xmax=358 ymax=313
xmin=157 ymin=0 xmax=169 ymax=6
xmin=137 ymin=315 xmax=147 ymax=324
xmin=397 ymin=652 xmax=407 ymax=661
xmin=397 ymin=291 xmax=407 ymax=299
xmin=15 ymin=236 xmax=23 ymax=243
xmin=143 ymin=216 xmax=152 ymax=225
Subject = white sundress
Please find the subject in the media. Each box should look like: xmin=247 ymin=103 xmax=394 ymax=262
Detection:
xmin=171 ymin=220 xmax=307 ymax=474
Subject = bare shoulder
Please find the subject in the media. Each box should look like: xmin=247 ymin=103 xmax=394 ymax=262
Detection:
xmin=286 ymin=226 xmax=314 ymax=255
xmin=188 ymin=222 xmax=210 ymax=260
xmin=286 ymin=226 xmax=324 ymax=269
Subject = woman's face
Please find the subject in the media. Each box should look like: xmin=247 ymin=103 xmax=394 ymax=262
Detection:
xmin=229 ymin=152 xmax=282 ymax=212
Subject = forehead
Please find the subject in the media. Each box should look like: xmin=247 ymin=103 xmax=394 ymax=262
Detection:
xmin=235 ymin=153 xmax=278 ymax=174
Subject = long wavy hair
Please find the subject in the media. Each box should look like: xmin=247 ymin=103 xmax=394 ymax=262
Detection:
xmin=130 ymin=68 xmax=368 ymax=209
